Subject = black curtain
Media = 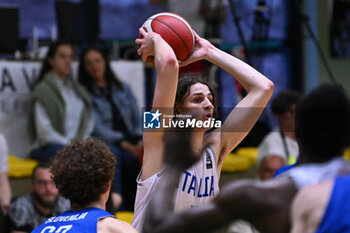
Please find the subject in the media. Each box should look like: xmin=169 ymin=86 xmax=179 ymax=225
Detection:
xmin=0 ymin=6 xmax=19 ymax=53
xmin=55 ymin=0 xmax=100 ymax=45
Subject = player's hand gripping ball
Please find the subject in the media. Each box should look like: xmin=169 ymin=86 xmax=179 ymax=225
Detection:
xmin=141 ymin=12 xmax=195 ymax=61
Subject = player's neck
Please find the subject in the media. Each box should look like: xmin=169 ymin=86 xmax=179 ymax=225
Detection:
xmin=282 ymin=131 xmax=295 ymax=140
xmin=70 ymin=200 xmax=106 ymax=211
xmin=280 ymin=124 xmax=295 ymax=140
xmin=95 ymin=78 xmax=107 ymax=88
xmin=70 ymin=191 xmax=109 ymax=211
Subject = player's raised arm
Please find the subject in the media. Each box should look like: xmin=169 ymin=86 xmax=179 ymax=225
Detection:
xmin=183 ymin=32 xmax=274 ymax=171
xmin=135 ymin=28 xmax=179 ymax=179
xmin=215 ymin=47 xmax=273 ymax=171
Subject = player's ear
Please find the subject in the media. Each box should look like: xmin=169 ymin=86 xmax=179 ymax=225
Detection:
xmin=105 ymin=182 xmax=112 ymax=193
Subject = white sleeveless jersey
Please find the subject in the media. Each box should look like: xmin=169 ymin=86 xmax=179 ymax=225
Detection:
xmin=132 ymin=146 xmax=219 ymax=232
xmin=278 ymin=158 xmax=350 ymax=189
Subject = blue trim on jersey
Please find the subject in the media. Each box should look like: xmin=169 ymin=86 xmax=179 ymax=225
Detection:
xmin=274 ymin=164 xmax=296 ymax=177
xmin=31 ymin=207 xmax=114 ymax=233
xmin=315 ymin=175 xmax=350 ymax=233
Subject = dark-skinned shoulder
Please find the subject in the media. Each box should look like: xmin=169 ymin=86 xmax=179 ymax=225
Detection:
xmin=214 ymin=177 xmax=298 ymax=233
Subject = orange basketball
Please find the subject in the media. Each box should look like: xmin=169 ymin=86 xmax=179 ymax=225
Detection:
xmin=141 ymin=12 xmax=195 ymax=61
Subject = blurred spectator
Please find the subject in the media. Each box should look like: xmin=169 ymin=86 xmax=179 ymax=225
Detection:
xmin=27 ymin=40 xmax=94 ymax=161
xmin=257 ymin=155 xmax=286 ymax=181
xmin=0 ymin=134 xmax=11 ymax=232
xmin=228 ymin=143 xmax=287 ymax=233
xmin=8 ymin=163 xmax=70 ymax=233
xmin=78 ymin=47 xmax=141 ymax=211
xmin=258 ymin=90 xmax=302 ymax=167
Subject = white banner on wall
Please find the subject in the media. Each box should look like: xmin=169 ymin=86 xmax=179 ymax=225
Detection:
xmin=0 ymin=60 xmax=145 ymax=158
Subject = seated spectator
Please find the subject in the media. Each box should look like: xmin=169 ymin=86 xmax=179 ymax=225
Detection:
xmin=28 ymin=40 xmax=94 ymax=162
xmin=258 ymin=90 xmax=302 ymax=167
xmin=78 ymin=47 xmax=141 ymax=211
xmin=257 ymin=155 xmax=287 ymax=181
xmin=229 ymin=148 xmax=285 ymax=233
xmin=0 ymin=134 xmax=11 ymax=233
xmin=229 ymin=145 xmax=287 ymax=233
xmin=8 ymin=163 xmax=70 ymax=233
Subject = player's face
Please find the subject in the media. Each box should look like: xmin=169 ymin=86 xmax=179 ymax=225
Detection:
xmin=49 ymin=44 xmax=73 ymax=78
xmin=31 ymin=168 xmax=59 ymax=207
xmin=84 ymin=50 xmax=106 ymax=83
xmin=181 ymin=83 xmax=214 ymax=121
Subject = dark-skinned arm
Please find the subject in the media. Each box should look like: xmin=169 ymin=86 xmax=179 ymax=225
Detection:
xmin=142 ymin=127 xmax=298 ymax=233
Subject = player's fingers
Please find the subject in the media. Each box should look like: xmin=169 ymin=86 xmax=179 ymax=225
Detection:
xmin=135 ymin=38 xmax=143 ymax=45
xmin=147 ymin=56 xmax=155 ymax=65
xmin=141 ymin=53 xmax=149 ymax=62
xmin=139 ymin=27 xmax=147 ymax=37
xmin=192 ymin=30 xmax=199 ymax=39
xmin=179 ymin=60 xmax=189 ymax=67
xmin=179 ymin=58 xmax=195 ymax=67
xmin=137 ymin=48 xmax=143 ymax=56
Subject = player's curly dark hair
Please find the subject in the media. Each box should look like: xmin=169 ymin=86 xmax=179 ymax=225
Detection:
xmin=50 ymin=138 xmax=116 ymax=205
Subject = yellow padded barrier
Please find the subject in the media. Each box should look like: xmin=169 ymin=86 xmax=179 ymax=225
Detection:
xmin=8 ymin=155 xmax=38 ymax=178
xmin=344 ymin=148 xmax=350 ymax=160
xmin=236 ymin=147 xmax=258 ymax=165
xmin=115 ymin=211 xmax=134 ymax=225
xmin=221 ymin=153 xmax=251 ymax=172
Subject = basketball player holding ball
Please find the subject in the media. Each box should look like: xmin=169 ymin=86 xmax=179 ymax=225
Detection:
xmin=132 ymin=12 xmax=274 ymax=232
